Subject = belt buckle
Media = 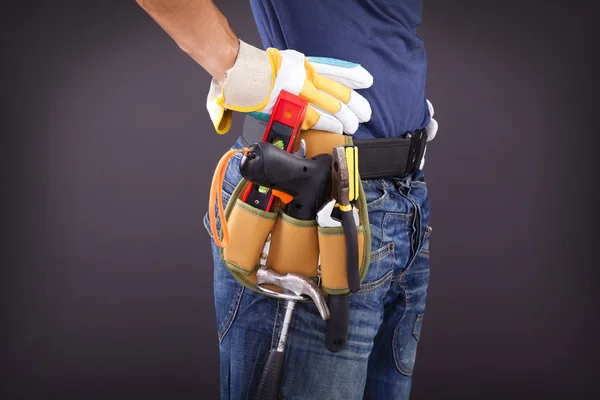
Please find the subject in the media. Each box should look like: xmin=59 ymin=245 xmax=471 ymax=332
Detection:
xmin=405 ymin=129 xmax=426 ymax=175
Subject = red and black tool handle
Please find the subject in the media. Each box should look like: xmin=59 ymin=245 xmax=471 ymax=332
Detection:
xmin=240 ymin=142 xmax=332 ymax=220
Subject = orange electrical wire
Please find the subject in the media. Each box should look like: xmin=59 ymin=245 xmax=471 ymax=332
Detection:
xmin=209 ymin=147 xmax=251 ymax=248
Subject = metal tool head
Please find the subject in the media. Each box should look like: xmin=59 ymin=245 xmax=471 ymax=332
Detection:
xmin=317 ymin=199 xmax=359 ymax=228
xmin=331 ymin=147 xmax=350 ymax=206
xmin=316 ymin=199 xmax=339 ymax=228
xmin=293 ymin=139 xmax=307 ymax=158
xmin=256 ymin=268 xmax=330 ymax=320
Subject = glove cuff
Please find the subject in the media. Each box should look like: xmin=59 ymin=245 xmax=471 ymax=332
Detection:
xmin=206 ymin=79 xmax=232 ymax=134
xmin=222 ymin=40 xmax=274 ymax=111
xmin=206 ymin=40 xmax=274 ymax=134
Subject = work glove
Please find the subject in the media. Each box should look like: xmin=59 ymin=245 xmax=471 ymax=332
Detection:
xmin=206 ymin=40 xmax=373 ymax=135
xmin=420 ymin=99 xmax=439 ymax=169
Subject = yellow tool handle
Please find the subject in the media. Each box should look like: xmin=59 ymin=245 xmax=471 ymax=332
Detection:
xmin=345 ymin=146 xmax=359 ymax=202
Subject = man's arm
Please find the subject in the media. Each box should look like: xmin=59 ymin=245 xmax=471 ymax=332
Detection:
xmin=136 ymin=0 xmax=239 ymax=84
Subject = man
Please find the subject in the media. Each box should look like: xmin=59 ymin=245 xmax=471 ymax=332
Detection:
xmin=136 ymin=0 xmax=437 ymax=398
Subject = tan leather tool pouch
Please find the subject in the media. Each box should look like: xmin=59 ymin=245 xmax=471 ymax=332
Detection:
xmin=266 ymin=211 xmax=320 ymax=279
xmin=220 ymin=185 xmax=278 ymax=275
xmin=317 ymin=181 xmax=371 ymax=295
xmin=219 ymin=178 xmax=320 ymax=296
xmin=218 ymin=132 xmax=371 ymax=297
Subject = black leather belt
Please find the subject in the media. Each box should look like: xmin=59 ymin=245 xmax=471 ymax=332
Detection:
xmin=241 ymin=116 xmax=427 ymax=179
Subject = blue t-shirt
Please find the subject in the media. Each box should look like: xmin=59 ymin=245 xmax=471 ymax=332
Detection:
xmin=249 ymin=0 xmax=430 ymax=139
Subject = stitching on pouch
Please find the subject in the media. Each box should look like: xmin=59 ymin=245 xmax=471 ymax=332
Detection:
xmin=236 ymin=203 xmax=276 ymax=220
xmin=280 ymin=217 xmax=317 ymax=229
xmin=218 ymin=285 xmax=244 ymax=343
xmin=418 ymin=251 xmax=430 ymax=259
xmin=224 ymin=260 xmax=256 ymax=275
xmin=370 ymin=242 xmax=394 ymax=262
xmin=358 ymin=270 xmax=393 ymax=293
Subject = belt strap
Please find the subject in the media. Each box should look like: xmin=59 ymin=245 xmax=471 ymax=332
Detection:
xmin=241 ymin=116 xmax=426 ymax=179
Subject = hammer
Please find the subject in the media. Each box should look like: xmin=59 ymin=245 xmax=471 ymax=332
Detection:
xmin=254 ymin=267 xmax=330 ymax=400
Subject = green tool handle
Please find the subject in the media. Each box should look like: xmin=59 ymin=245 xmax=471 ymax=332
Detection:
xmin=255 ymin=350 xmax=285 ymax=400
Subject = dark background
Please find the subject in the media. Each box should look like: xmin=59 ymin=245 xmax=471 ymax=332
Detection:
xmin=2 ymin=0 xmax=598 ymax=398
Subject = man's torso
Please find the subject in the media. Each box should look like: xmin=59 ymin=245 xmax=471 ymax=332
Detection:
xmin=249 ymin=0 xmax=429 ymax=139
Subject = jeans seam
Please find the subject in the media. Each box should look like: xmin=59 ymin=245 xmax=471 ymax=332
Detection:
xmin=218 ymin=284 xmax=245 ymax=343
xmin=369 ymin=242 xmax=394 ymax=262
xmin=386 ymin=212 xmax=413 ymax=219
xmin=417 ymin=226 xmax=432 ymax=258
xmin=413 ymin=313 xmax=425 ymax=342
xmin=358 ymin=270 xmax=394 ymax=293
xmin=400 ymin=272 xmax=411 ymax=307
xmin=203 ymin=212 xmax=213 ymax=239
xmin=222 ymin=189 xmax=232 ymax=202
xmin=396 ymin=185 xmax=422 ymax=275
xmin=392 ymin=282 xmax=412 ymax=376
xmin=371 ymin=249 xmax=396 ymax=301
xmin=223 ymin=178 xmax=237 ymax=192
xmin=385 ymin=216 xmax=412 ymax=222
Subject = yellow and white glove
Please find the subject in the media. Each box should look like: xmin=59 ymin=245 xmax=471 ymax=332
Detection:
xmin=207 ymin=40 xmax=373 ymax=135
xmin=420 ymin=99 xmax=439 ymax=170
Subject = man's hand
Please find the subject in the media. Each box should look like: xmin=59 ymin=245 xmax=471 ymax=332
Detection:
xmin=207 ymin=41 xmax=373 ymax=135
xmin=136 ymin=1 xmax=373 ymax=135
xmin=136 ymin=0 xmax=239 ymax=84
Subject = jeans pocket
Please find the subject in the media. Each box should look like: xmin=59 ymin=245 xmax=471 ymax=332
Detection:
xmin=357 ymin=242 xmax=395 ymax=293
xmin=393 ymin=311 xmax=424 ymax=376
xmin=363 ymin=181 xmax=388 ymax=211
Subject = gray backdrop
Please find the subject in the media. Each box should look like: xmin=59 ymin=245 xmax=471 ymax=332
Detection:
xmin=2 ymin=0 xmax=598 ymax=398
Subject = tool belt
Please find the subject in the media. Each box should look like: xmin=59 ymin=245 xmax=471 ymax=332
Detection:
xmin=217 ymin=115 xmax=427 ymax=298
xmin=241 ymin=116 xmax=428 ymax=179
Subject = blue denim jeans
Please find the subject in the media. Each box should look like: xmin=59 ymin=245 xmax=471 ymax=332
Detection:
xmin=203 ymin=137 xmax=431 ymax=399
